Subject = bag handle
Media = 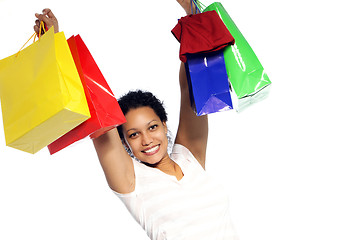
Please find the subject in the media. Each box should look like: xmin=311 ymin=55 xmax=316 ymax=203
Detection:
xmin=191 ymin=0 xmax=206 ymax=14
xmin=16 ymin=21 xmax=46 ymax=57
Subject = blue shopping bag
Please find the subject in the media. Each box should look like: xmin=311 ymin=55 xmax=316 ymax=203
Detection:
xmin=185 ymin=50 xmax=233 ymax=116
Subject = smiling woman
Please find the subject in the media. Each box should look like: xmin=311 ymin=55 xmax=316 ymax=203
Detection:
xmin=90 ymin=28 xmax=239 ymax=240
xmin=121 ymin=105 xmax=170 ymax=166
xmin=91 ymin=64 xmax=239 ymax=239
xmin=105 ymin=87 xmax=238 ymax=239
xmin=116 ymin=90 xmax=183 ymax=181
xmin=91 ymin=57 xmax=239 ymax=238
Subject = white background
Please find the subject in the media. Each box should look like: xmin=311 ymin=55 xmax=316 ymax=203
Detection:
xmin=1 ymin=0 xmax=360 ymax=239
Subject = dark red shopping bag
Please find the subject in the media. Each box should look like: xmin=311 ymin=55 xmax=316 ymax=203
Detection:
xmin=48 ymin=35 xmax=126 ymax=154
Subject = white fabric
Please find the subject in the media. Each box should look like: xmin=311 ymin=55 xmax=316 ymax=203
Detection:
xmin=113 ymin=144 xmax=239 ymax=240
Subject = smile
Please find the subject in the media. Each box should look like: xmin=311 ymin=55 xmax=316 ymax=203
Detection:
xmin=142 ymin=145 xmax=160 ymax=155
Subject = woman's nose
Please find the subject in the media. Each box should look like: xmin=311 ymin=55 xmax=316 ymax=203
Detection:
xmin=141 ymin=133 xmax=153 ymax=146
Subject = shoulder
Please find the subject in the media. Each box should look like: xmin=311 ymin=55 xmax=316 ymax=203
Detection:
xmin=171 ymin=143 xmax=194 ymax=159
xmin=171 ymin=144 xmax=204 ymax=170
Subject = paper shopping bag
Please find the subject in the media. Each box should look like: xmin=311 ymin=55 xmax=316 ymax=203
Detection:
xmin=0 ymin=28 xmax=90 ymax=154
xmin=47 ymin=35 xmax=126 ymax=155
xmin=202 ymin=2 xmax=272 ymax=111
xmin=185 ymin=50 xmax=233 ymax=116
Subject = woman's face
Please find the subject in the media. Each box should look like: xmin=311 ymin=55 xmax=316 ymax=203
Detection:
xmin=122 ymin=106 xmax=169 ymax=165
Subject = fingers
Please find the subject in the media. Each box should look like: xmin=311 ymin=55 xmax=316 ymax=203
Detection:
xmin=35 ymin=12 xmax=51 ymax=28
xmin=34 ymin=13 xmax=48 ymax=36
xmin=34 ymin=8 xmax=59 ymax=34
xmin=43 ymin=8 xmax=56 ymax=20
xmin=33 ymin=19 xmax=40 ymax=34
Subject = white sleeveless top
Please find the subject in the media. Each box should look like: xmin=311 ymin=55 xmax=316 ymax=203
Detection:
xmin=113 ymin=144 xmax=239 ymax=240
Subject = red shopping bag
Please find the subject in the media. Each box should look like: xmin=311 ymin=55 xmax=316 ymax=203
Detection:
xmin=48 ymin=35 xmax=126 ymax=154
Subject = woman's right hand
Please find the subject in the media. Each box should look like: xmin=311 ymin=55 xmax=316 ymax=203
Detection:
xmin=176 ymin=0 xmax=196 ymax=15
xmin=34 ymin=8 xmax=59 ymax=35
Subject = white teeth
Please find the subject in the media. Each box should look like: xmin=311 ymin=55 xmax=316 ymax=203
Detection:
xmin=144 ymin=145 xmax=159 ymax=153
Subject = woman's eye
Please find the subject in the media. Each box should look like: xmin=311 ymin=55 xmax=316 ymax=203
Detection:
xmin=149 ymin=125 xmax=158 ymax=131
xmin=129 ymin=132 xmax=138 ymax=138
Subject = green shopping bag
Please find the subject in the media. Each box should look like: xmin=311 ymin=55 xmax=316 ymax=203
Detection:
xmin=193 ymin=1 xmax=271 ymax=111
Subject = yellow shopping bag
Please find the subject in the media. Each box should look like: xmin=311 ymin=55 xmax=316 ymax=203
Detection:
xmin=0 ymin=27 xmax=90 ymax=154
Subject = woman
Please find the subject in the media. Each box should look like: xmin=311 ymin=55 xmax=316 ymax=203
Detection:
xmin=35 ymin=1 xmax=239 ymax=239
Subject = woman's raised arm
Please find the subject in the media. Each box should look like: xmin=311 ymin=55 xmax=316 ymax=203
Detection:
xmin=92 ymin=129 xmax=135 ymax=194
xmin=174 ymin=1 xmax=209 ymax=169
xmin=174 ymin=63 xmax=209 ymax=169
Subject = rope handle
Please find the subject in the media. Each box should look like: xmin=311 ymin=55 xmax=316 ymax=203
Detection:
xmin=16 ymin=21 xmax=47 ymax=57
xmin=38 ymin=21 xmax=48 ymax=38
xmin=191 ymin=0 xmax=206 ymax=14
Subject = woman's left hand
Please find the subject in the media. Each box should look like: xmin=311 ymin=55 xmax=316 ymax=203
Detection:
xmin=34 ymin=8 xmax=59 ymax=35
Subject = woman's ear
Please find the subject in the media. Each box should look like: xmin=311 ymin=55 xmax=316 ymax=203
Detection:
xmin=122 ymin=137 xmax=131 ymax=151
xmin=162 ymin=121 xmax=168 ymax=134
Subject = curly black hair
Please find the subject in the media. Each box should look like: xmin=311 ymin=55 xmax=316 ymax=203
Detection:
xmin=117 ymin=90 xmax=168 ymax=140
